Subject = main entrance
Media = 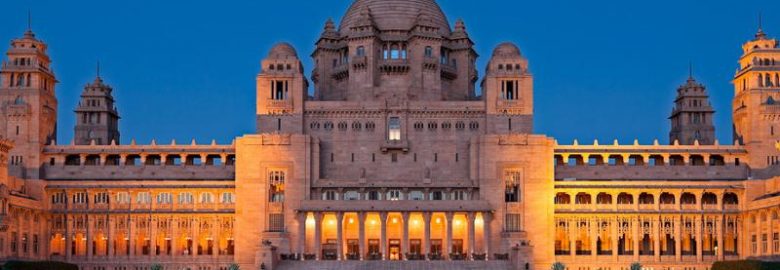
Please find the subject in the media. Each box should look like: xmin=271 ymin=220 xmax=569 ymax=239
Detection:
xmin=388 ymin=239 xmax=401 ymax=260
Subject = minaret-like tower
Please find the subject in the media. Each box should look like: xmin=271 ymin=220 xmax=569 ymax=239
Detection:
xmin=73 ymin=65 xmax=120 ymax=145
xmin=256 ymin=43 xmax=307 ymax=134
xmin=669 ymin=71 xmax=716 ymax=145
xmin=732 ymin=21 xmax=780 ymax=170
xmin=482 ymin=42 xmax=534 ymax=134
xmin=0 ymin=24 xmax=58 ymax=182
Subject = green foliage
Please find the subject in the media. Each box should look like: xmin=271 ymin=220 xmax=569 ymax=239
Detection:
xmin=712 ymin=260 xmax=780 ymax=270
xmin=630 ymin=262 xmax=642 ymax=270
xmin=150 ymin=264 xmax=163 ymax=270
xmin=551 ymin=262 xmax=566 ymax=270
xmin=2 ymin=261 xmax=79 ymax=270
xmin=228 ymin=264 xmax=240 ymax=270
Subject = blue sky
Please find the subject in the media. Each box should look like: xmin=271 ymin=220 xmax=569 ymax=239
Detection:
xmin=1 ymin=0 xmax=777 ymax=145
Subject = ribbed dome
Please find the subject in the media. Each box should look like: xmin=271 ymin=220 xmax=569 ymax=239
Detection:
xmin=339 ymin=0 xmax=451 ymax=36
xmin=492 ymin=42 xmax=522 ymax=58
xmin=267 ymin=42 xmax=298 ymax=59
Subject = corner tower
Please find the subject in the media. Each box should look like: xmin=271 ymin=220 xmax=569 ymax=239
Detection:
xmin=256 ymin=43 xmax=307 ymax=134
xmin=482 ymin=42 xmax=534 ymax=134
xmin=73 ymin=68 xmax=120 ymax=145
xmin=732 ymin=25 xmax=780 ymax=170
xmin=0 ymin=27 xmax=57 ymax=181
xmin=669 ymin=74 xmax=716 ymax=145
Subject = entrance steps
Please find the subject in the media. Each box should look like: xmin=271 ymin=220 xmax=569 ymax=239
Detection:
xmin=274 ymin=260 xmax=513 ymax=270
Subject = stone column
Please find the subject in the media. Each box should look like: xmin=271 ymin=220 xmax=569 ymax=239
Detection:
xmin=380 ymin=212 xmax=388 ymax=260
xmin=358 ymin=212 xmax=366 ymax=260
xmin=611 ymin=218 xmax=618 ymax=262
xmin=314 ymin=213 xmax=322 ymax=260
xmin=336 ymin=212 xmax=344 ymax=260
xmin=212 ymin=216 xmax=219 ymax=259
xmin=569 ymin=219 xmax=576 ymax=259
xmin=192 ymin=217 xmax=199 ymax=257
xmin=150 ymin=216 xmax=157 ymax=258
xmin=468 ymin=212 xmax=476 ymax=258
xmin=297 ymin=212 xmax=306 ymax=255
xmin=423 ymin=212 xmax=432 ymax=256
xmin=65 ymin=216 xmax=72 ymax=261
xmin=716 ymin=216 xmax=724 ymax=261
xmin=653 ymin=217 xmax=660 ymax=262
xmin=108 ymin=217 xmax=114 ymax=259
xmin=402 ymin=212 xmax=410 ymax=258
xmin=86 ymin=215 xmax=93 ymax=260
xmin=171 ymin=217 xmax=178 ymax=257
xmin=483 ymin=212 xmax=491 ymax=258
xmin=696 ymin=216 xmax=703 ymax=262
xmin=129 ymin=216 xmax=136 ymax=257
xmin=446 ymin=212 xmax=454 ymax=258
xmin=675 ymin=216 xmax=682 ymax=261
xmin=591 ymin=218 xmax=598 ymax=258
xmin=632 ymin=217 xmax=639 ymax=261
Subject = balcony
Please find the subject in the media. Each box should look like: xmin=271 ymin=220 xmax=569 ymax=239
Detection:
xmin=379 ymin=59 xmax=410 ymax=74
xmin=680 ymin=204 xmax=699 ymax=211
xmin=265 ymin=99 xmax=294 ymax=114
xmin=441 ymin=63 xmax=457 ymax=79
xmin=351 ymin=56 xmax=367 ymax=69
xmin=638 ymin=204 xmax=655 ymax=211
xmin=331 ymin=64 xmax=349 ymax=80
xmin=381 ymin=140 xmax=410 ymax=153
xmin=496 ymin=100 xmax=525 ymax=114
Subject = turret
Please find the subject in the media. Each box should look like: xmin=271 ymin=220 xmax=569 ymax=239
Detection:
xmin=669 ymin=73 xmax=716 ymax=145
xmin=482 ymin=42 xmax=533 ymax=134
xmin=256 ymin=43 xmax=308 ymax=134
xmin=73 ymin=65 xmax=121 ymax=145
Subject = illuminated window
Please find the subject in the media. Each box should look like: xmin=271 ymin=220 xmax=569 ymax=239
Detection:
xmin=388 ymin=117 xmax=401 ymax=141
xmin=221 ymin=192 xmax=235 ymax=204
xmin=116 ymin=192 xmax=131 ymax=204
xmin=200 ymin=192 xmax=214 ymax=204
xmin=178 ymin=192 xmax=194 ymax=204
xmin=156 ymin=192 xmax=173 ymax=204
xmin=136 ymin=192 xmax=151 ymax=204
xmin=504 ymin=169 xmax=522 ymax=202
xmin=387 ymin=190 xmax=402 ymax=201
xmin=269 ymin=170 xmax=286 ymax=202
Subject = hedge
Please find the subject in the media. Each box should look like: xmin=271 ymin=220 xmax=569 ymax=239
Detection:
xmin=712 ymin=260 xmax=780 ymax=270
xmin=2 ymin=261 xmax=79 ymax=270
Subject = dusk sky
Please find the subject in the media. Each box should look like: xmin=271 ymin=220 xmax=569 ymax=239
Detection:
xmin=1 ymin=0 xmax=778 ymax=145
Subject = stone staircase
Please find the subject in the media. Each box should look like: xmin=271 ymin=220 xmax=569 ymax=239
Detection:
xmin=274 ymin=260 xmax=514 ymax=270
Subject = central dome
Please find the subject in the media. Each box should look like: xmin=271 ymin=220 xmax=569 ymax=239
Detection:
xmin=339 ymin=0 xmax=451 ymax=36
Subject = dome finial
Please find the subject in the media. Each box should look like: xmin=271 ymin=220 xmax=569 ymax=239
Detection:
xmin=756 ymin=12 xmax=767 ymax=40
xmin=24 ymin=9 xmax=35 ymax=38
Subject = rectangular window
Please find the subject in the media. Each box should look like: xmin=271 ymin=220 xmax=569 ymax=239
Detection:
xmin=504 ymin=169 xmax=522 ymax=202
xmin=221 ymin=192 xmax=235 ymax=204
xmin=388 ymin=117 xmax=401 ymax=141
xmin=505 ymin=214 xmax=522 ymax=232
xmin=268 ymin=213 xmax=284 ymax=232
xmin=269 ymin=170 xmax=285 ymax=202
xmin=116 ymin=192 xmax=131 ymax=204
xmin=136 ymin=192 xmax=151 ymax=204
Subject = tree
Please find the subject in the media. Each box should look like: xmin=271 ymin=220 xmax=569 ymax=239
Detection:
xmin=150 ymin=264 xmax=163 ymax=270
xmin=228 ymin=264 xmax=240 ymax=270
xmin=551 ymin=262 xmax=566 ymax=270
xmin=630 ymin=262 xmax=642 ymax=270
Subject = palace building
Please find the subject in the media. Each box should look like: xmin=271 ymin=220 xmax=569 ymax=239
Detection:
xmin=1 ymin=0 xmax=780 ymax=269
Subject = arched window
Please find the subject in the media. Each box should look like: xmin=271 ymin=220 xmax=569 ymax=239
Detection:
xmin=723 ymin=192 xmax=738 ymax=205
xmin=617 ymin=193 xmax=633 ymax=204
xmin=356 ymin=46 xmax=365 ymax=57
xmin=767 ymin=73 xmax=773 ymax=87
xmin=659 ymin=192 xmax=675 ymax=205
xmin=596 ymin=193 xmax=612 ymax=204
xmin=759 ymin=73 xmax=764 ymax=87
xmin=638 ymin=193 xmax=654 ymax=204
xmin=554 ymin=193 xmax=570 ymax=204
xmin=575 ymin=193 xmax=591 ymax=204
xmin=390 ymin=44 xmax=400 ymax=59
xmin=680 ymin=193 xmax=696 ymax=205
xmin=702 ymin=192 xmax=717 ymax=205
xmin=424 ymin=46 xmax=433 ymax=58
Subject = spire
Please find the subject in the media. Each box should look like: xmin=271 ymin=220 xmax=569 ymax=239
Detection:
xmin=756 ymin=12 xmax=767 ymax=40
xmin=688 ymin=61 xmax=694 ymax=80
xmin=24 ymin=10 xmax=35 ymax=38
xmin=94 ymin=60 xmax=103 ymax=84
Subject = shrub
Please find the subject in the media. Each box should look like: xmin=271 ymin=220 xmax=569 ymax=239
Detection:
xmin=630 ymin=262 xmax=642 ymax=270
xmin=712 ymin=260 xmax=780 ymax=270
xmin=228 ymin=264 xmax=240 ymax=270
xmin=2 ymin=261 xmax=79 ymax=270
xmin=551 ymin=262 xmax=566 ymax=270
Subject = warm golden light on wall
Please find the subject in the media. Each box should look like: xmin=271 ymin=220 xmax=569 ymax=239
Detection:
xmin=348 ymin=218 xmax=354 ymax=224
